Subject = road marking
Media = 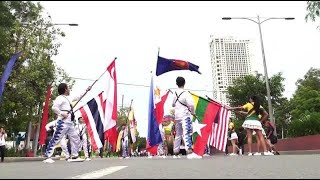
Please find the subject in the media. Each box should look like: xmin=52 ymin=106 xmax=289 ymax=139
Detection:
xmin=70 ymin=166 xmax=128 ymax=179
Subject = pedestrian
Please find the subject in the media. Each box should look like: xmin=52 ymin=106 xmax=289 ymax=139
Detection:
xmin=228 ymin=118 xmax=239 ymax=156
xmin=15 ymin=133 xmax=22 ymax=152
xmin=172 ymin=76 xmax=202 ymax=159
xmin=264 ymin=120 xmax=280 ymax=155
xmin=0 ymin=127 xmax=7 ymax=162
xmin=76 ymin=117 xmax=91 ymax=161
xmin=43 ymin=83 xmax=91 ymax=163
xmin=228 ymin=95 xmax=273 ymax=156
xmin=237 ymin=127 xmax=246 ymax=155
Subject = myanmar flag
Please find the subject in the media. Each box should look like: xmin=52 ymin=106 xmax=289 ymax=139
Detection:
xmin=191 ymin=93 xmax=221 ymax=156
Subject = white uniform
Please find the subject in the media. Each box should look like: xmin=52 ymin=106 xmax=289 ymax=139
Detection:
xmin=75 ymin=123 xmax=89 ymax=158
xmin=45 ymin=94 xmax=81 ymax=159
xmin=172 ymin=89 xmax=195 ymax=154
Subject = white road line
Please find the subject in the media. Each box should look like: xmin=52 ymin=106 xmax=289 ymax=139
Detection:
xmin=70 ymin=166 xmax=128 ymax=179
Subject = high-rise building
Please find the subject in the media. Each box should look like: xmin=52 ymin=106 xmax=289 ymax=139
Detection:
xmin=209 ymin=36 xmax=253 ymax=105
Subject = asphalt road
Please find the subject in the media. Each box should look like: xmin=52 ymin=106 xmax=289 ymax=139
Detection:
xmin=1 ymin=154 xmax=319 ymax=179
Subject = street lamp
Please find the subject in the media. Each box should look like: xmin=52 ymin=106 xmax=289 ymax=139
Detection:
xmin=222 ymin=15 xmax=294 ymax=136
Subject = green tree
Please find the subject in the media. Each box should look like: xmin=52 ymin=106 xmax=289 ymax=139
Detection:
xmin=288 ymin=68 xmax=320 ymax=137
xmin=227 ymin=72 xmax=288 ymax=136
xmin=306 ymin=1 xmax=320 ymax=29
xmin=0 ymin=1 xmax=73 ymax=136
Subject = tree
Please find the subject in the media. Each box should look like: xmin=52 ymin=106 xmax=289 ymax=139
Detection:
xmin=288 ymin=68 xmax=320 ymax=137
xmin=227 ymin=72 xmax=288 ymax=136
xmin=0 ymin=1 xmax=73 ymax=136
xmin=306 ymin=1 xmax=320 ymax=29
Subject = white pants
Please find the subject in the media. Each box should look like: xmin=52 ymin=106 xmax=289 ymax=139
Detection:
xmin=173 ymin=116 xmax=193 ymax=155
xmin=45 ymin=120 xmax=80 ymax=158
xmin=79 ymin=137 xmax=89 ymax=158
xmin=60 ymin=135 xmax=70 ymax=158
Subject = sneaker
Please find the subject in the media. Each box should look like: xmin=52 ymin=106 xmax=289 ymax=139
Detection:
xmin=247 ymin=152 xmax=253 ymax=156
xmin=254 ymin=152 xmax=262 ymax=156
xmin=68 ymin=157 xmax=84 ymax=162
xmin=43 ymin=158 xmax=55 ymax=163
xmin=148 ymin=156 xmax=153 ymax=159
xmin=85 ymin=158 xmax=91 ymax=161
xmin=125 ymin=157 xmax=130 ymax=159
xmin=263 ymin=151 xmax=274 ymax=156
xmin=229 ymin=153 xmax=238 ymax=156
xmin=187 ymin=153 xmax=202 ymax=159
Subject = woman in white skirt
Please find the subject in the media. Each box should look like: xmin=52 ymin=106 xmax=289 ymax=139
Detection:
xmin=228 ymin=95 xmax=273 ymax=156
xmin=228 ymin=118 xmax=239 ymax=156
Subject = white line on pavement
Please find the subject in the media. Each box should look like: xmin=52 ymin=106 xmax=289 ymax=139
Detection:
xmin=69 ymin=166 xmax=128 ymax=179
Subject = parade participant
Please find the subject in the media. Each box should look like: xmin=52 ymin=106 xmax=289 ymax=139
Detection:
xmin=43 ymin=83 xmax=91 ymax=163
xmin=228 ymin=95 xmax=273 ymax=156
xmin=75 ymin=117 xmax=91 ymax=161
xmin=0 ymin=127 xmax=7 ymax=162
xmin=116 ymin=124 xmax=129 ymax=159
xmin=45 ymin=120 xmax=70 ymax=160
xmin=228 ymin=117 xmax=239 ymax=156
xmin=172 ymin=76 xmax=202 ymax=159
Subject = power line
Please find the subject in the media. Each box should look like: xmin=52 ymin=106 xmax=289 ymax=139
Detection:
xmin=69 ymin=76 xmax=296 ymax=93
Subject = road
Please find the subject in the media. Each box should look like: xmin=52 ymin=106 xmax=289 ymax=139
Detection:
xmin=1 ymin=154 xmax=319 ymax=179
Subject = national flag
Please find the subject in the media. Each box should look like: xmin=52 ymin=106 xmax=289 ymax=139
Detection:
xmin=147 ymin=77 xmax=170 ymax=147
xmin=156 ymin=56 xmax=201 ymax=76
xmin=146 ymin=138 xmax=158 ymax=156
xmin=102 ymin=59 xmax=118 ymax=152
xmin=39 ymin=82 xmax=53 ymax=145
xmin=0 ymin=52 xmax=22 ymax=104
xmin=208 ymin=105 xmax=230 ymax=152
xmin=191 ymin=93 xmax=221 ymax=156
xmin=128 ymin=108 xmax=136 ymax=144
xmin=79 ymin=92 xmax=105 ymax=151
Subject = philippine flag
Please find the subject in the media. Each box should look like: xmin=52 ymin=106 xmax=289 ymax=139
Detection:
xmin=147 ymin=76 xmax=169 ymax=148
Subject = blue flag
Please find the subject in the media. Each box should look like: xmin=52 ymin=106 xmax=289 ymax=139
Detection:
xmin=0 ymin=52 xmax=22 ymax=104
xmin=147 ymin=76 xmax=163 ymax=146
xmin=156 ymin=56 xmax=201 ymax=76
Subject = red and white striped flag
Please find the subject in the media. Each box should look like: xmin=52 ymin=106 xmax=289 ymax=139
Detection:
xmin=208 ymin=105 xmax=230 ymax=152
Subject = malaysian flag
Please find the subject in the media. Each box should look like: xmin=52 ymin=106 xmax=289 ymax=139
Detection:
xmin=208 ymin=105 xmax=230 ymax=152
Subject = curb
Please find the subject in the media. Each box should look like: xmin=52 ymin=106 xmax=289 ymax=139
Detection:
xmin=4 ymin=157 xmax=60 ymax=163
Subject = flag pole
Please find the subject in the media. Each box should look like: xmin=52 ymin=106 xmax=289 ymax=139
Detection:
xmin=126 ymin=99 xmax=133 ymax=157
xmin=73 ymin=57 xmax=117 ymax=111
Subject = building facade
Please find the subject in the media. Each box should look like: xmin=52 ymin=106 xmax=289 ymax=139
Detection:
xmin=209 ymin=36 xmax=253 ymax=105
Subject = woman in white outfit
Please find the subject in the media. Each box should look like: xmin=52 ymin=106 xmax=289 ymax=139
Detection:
xmin=228 ymin=95 xmax=273 ymax=156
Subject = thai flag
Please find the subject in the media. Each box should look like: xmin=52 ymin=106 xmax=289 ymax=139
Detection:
xmin=147 ymin=76 xmax=169 ymax=150
xmin=79 ymin=92 xmax=105 ymax=151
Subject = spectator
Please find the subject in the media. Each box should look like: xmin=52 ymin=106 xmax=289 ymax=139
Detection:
xmin=15 ymin=133 xmax=22 ymax=152
xmin=0 ymin=127 xmax=8 ymax=162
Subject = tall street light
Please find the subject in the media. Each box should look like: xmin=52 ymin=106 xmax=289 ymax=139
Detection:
xmin=222 ymin=15 xmax=294 ymax=136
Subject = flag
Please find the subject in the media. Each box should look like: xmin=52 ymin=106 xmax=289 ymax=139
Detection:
xmin=208 ymin=105 xmax=230 ymax=152
xmin=147 ymin=77 xmax=170 ymax=147
xmin=146 ymin=138 xmax=158 ymax=156
xmin=39 ymin=82 xmax=53 ymax=145
xmin=0 ymin=52 xmax=22 ymax=104
xmin=156 ymin=56 xmax=201 ymax=76
xmin=102 ymin=59 xmax=118 ymax=152
xmin=79 ymin=92 xmax=105 ymax=151
xmin=128 ymin=109 xmax=136 ymax=144
xmin=191 ymin=93 xmax=221 ymax=156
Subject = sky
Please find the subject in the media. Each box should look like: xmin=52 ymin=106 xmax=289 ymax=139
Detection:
xmin=39 ymin=1 xmax=320 ymax=137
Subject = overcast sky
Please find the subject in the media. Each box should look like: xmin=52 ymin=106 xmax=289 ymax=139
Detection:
xmin=39 ymin=1 xmax=320 ymax=137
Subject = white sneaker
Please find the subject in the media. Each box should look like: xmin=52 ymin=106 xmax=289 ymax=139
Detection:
xmin=263 ymin=151 xmax=274 ymax=156
xmin=68 ymin=157 xmax=85 ymax=162
xmin=253 ymin=152 xmax=262 ymax=156
xmin=229 ymin=153 xmax=238 ymax=156
xmin=148 ymin=156 xmax=153 ymax=159
xmin=247 ymin=153 xmax=253 ymax=156
xmin=43 ymin=158 xmax=55 ymax=163
xmin=187 ymin=153 xmax=202 ymax=159
xmin=85 ymin=158 xmax=91 ymax=161
xmin=173 ymin=155 xmax=181 ymax=159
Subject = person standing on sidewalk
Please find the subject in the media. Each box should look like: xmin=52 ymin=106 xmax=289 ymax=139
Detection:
xmin=0 ymin=127 xmax=7 ymax=162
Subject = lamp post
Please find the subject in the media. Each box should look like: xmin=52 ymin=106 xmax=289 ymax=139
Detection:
xmin=222 ymin=15 xmax=294 ymax=136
